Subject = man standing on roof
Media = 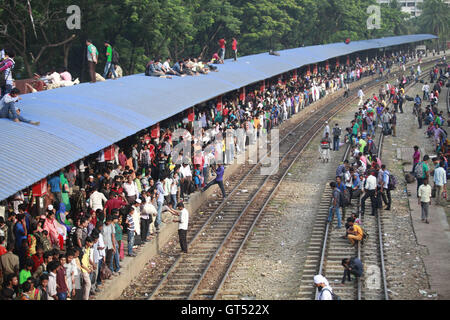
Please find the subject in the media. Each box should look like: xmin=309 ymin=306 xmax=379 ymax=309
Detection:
xmin=86 ymin=40 xmax=98 ymax=83
xmin=218 ymin=38 xmax=226 ymax=61
xmin=0 ymin=48 xmax=15 ymax=99
xmin=232 ymin=38 xmax=237 ymax=61
xmin=103 ymin=41 xmax=118 ymax=79
xmin=0 ymin=88 xmax=39 ymax=125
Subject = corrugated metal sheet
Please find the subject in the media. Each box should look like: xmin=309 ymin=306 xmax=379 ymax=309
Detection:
xmin=0 ymin=34 xmax=437 ymax=200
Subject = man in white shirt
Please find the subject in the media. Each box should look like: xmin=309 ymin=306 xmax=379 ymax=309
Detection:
xmin=418 ymin=178 xmax=432 ymax=223
xmin=89 ymin=189 xmax=107 ymax=212
xmin=422 ymin=82 xmax=430 ymax=100
xmin=314 ymin=275 xmax=333 ymax=300
xmin=140 ymin=197 xmax=155 ymax=242
xmin=360 ymin=170 xmax=377 ymax=216
xmin=433 ymin=161 xmax=447 ymax=205
xmin=357 ymin=88 xmax=365 ymax=106
xmin=168 ymin=202 xmax=189 ymax=253
xmin=123 ymin=175 xmax=138 ymax=203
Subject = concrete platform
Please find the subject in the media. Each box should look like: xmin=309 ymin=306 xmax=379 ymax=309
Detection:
xmin=405 ymin=165 xmax=450 ymax=299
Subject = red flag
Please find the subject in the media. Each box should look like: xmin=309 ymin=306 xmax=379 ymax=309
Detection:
xmin=104 ymin=145 xmax=115 ymax=161
xmin=187 ymin=107 xmax=195 ymax=122
xmin=151 ymin=123 xmax=160 ymax=138
xmin=216 ymin=96 xmax=223 ymax=112
xmin=32 ymin=178 xmax=48 ymax=197
xmin=240 ymin=87 xmax=246 ymax=101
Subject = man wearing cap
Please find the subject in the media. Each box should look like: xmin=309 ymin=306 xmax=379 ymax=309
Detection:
xmin=313 ymin=275 xmax=333 ymax=300
xmin=323 ymin=121 xmax=330 ymax=138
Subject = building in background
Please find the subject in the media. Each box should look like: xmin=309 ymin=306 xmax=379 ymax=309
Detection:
xmin=377 ymin=0 xmax=450 ymax=18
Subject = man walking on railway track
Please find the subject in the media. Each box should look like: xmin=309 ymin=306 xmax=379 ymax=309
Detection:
xmin=320 ymin=133 xmax=332 ymax=162
xmin=360 ymin=170 xmax=377 ymax=216
xmin=328 ymin=182 xmax=342 ymax=229
xmin=332 ymin=123 xmax=342 ymax=151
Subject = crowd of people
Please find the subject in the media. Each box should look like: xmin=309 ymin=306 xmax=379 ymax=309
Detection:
xmin=314 ymin=55 xmax=449 ymax=300
xmin=0 ymin=46 xmax=426 ymax=300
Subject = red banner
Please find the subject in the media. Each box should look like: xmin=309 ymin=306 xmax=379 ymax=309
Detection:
xmin=33 ymin=178 xmax=48 ymax=197
xmin=325 ymin=60 xmax=329 ymax=71
xmin=187 ymin=107 xmax=195 ymax=122
xmin=240 ymin=87 xmax=246 ymax=101
xmin=216 ymin=96 xmax=223 ymax=112
xmin=104 ymin=145 xmax=115 ymax=161
xmin=260 ymin=81 xmax=265 ymax=93
xmin=292 ymin=69 xmax=297 ymax=81
xmin=151 ymin=123 xmax=160 ymax=138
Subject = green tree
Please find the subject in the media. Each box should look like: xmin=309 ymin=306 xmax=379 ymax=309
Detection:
xmin=417 ymin=0 xmax=450 ymax=51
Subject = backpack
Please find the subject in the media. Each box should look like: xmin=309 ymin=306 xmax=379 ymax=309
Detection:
xmin=112 ymin=48 xmax=120 ymax=65
xmin=414 ymin=161 xmax=424 ymax=178
xmin=361 ymin=226 xmax=369 ymax=244
xmin=321 ymin=288 xmax=341 ymax=300
xmin=333 ymin=127 xmax=341 ymax=137
xmin=342 ymin=188 xmax=351 ymax=207
xmin=388 ymin=174 xmax=397 ymax=190
xmin=0 ymin=58 xmax=14 ymax=87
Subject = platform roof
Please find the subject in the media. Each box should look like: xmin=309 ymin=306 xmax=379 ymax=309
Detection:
xmin=0 ymin=34 xmax=437 ymax=200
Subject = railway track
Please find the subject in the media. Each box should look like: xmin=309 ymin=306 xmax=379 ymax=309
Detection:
xmin=296 ymin=64 xmax=435 ymax=300
xmin=148 ymin=82 xmax=366 ymax=300
xmin=120 ymin=56 xmax=439 ymax=300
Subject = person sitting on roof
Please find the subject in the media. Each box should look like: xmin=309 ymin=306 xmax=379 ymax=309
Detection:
xmin=182 ymin=58 xmax=198 ymax=76
xmin=145 ymin=59 xmax=171 ymax=78
xmin=25 ymin=73 xmax=47 ymax=93
xmin=162 ymin=58 xmax=184 ymax=77
xmin=154 ymin=58 xmax=172 ymax=79
xmin=192 ymin=58 xmax=209 ymax=74
xmin=0 ymin=88 xmax=40 ymax=125
xmin=210 ymin=52 xmax=223 ymax=64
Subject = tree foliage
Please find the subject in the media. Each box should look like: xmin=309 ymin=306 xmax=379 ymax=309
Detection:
xmin=0 ymin=0 xmax=423 ymax=80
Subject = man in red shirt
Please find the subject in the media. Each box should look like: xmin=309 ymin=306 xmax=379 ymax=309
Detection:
xmin=218 ymin=38 xmax=226 ymax=61
xmin=232 ymin=37 xmax=237 ymax=61
xmin=104 ymin=192 xmax=128 ymax=216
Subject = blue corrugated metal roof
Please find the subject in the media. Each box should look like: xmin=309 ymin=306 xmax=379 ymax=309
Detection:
xmin=0 ymin=34 xmax=437 ymax=200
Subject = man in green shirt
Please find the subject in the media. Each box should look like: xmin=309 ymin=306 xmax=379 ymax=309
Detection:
xmin=416 ymin=155 xmax=430 ymax=196
xmin=86 ymin=39 xmax=98 ymax=83
xmin=103 ymin=41 xmax=118 ymax=79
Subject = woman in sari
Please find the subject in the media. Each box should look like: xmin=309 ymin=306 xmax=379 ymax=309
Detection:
xmin=60 ymin=172 xmax=71 ymax=212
